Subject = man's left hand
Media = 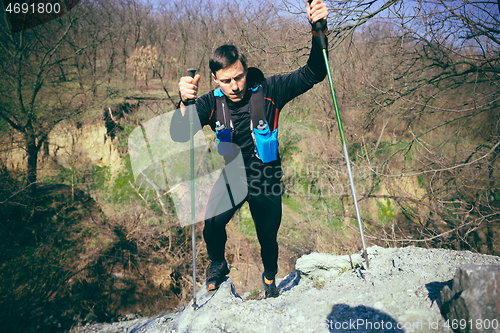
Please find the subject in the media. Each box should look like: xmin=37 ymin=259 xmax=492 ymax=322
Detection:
xmin=306 ymin=0 xmax=328 ymax=25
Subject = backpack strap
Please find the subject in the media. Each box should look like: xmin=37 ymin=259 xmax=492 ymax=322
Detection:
xmin=214 ymin=88 xmax=232 ymax=128
xmin=213 ymin=85 xmax=277 ymax=162
xmin=214 ymin=87 xmax=266 ymax=129
xmin=249 ymin=85 xmax=266 ymax=131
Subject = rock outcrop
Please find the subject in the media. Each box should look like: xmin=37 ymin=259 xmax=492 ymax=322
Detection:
xmin=440 ymin=264 xmax=500 ymax=333
xmin=74 ymin=246 xmax=500 ymax=333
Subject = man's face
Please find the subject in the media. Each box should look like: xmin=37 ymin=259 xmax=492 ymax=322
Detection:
xmin=212 ymin=60 xmax=247 ymax=102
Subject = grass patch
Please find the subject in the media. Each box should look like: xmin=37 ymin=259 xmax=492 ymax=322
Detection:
xmin=237 ymin=203 xmax=257 ymax=237
xmin=377 ymin=198 xmax=397 ymax=227
xmin=245 ymin=288 xmax=262 ymax=300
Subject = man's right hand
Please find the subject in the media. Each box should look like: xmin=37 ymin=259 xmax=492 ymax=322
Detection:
xmin=179 ymin=74 xmax=201 ymax=109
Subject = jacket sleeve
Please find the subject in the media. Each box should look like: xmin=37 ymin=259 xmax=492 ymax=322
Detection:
xmin=170 ymin=92 xmax=213 ymax=142
xmin=265 ymin=32 xmax=328 ymax=110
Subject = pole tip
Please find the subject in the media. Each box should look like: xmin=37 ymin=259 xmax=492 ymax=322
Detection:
xmin=363 ymin=249 xmax=370 ymax=269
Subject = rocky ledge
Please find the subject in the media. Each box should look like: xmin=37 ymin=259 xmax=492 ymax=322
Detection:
xmin=74 ymin=246 xmax=500 ymax=333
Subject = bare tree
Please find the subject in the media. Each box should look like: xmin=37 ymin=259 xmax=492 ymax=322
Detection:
xmin=0 ymin=0 xmax=111 ymax=197
xmin=273 ymin=0 xmax=499 ymax=254
xmin=355 ymin=0 xmax=500 ymax=253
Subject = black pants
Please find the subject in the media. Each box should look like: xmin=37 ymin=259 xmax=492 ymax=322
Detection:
xmin=203 ymin=158 xmax=282 ymax=281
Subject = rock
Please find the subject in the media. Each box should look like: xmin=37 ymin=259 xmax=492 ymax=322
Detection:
xmin=73 ymin=246 xmax=500 ymax=333
xmin=124 ymin=313 xmax=139 ymax=321
xmin=440 ymin=264 xmax=500 ymax=333
xmin=277 ymin=269 xmax=301 ymax=292
xmin=295 ymin=252 xmax=363 ymax=282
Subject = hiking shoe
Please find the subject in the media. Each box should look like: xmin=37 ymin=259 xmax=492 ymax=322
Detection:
xmin=205 ymin=260 xmax=230 ymax=291
xmin=262 ymin=273 xmax=279 ymax=298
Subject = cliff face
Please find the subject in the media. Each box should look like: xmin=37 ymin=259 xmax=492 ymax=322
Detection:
xmin=45 ymin=121 xmax=121 ymax=169
xmin=1 ymin=120 xmax=122 ymax=178
xmin=2 ymin=102 xmax=139 ymax=176
xmin=73 ymin=246 xmax=500 ymax=333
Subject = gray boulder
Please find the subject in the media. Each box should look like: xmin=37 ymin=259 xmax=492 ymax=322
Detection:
xmin=295 ymin=252 xmax=364 ymax=282
xmin=74 ymin=247 xmax=500 ymax=333
xmin=440 ymin=264 xmax=500 ymax=332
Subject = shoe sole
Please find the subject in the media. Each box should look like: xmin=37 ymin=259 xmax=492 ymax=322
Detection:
xmin=205 ymin=266 xmax=230 ymax=291
xmin=205 ymin=272 xmax=229 ymax=291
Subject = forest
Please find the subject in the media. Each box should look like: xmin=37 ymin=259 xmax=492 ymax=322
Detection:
xmin=0 ymin=0 xmax=498 ymax=332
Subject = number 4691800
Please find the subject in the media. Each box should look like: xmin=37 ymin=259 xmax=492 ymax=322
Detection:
xmin=444 ymin=319 xmax=498 ymax=330
xmin=5 ymin=2 xmax=61 ymax=14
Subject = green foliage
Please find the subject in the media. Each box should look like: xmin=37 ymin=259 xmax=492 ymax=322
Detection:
xmin=109 ymin=154 xmax=141 ymax=204
xmin=377 ymin=198 xmax=396 ymax=226
xmin=313 ymin=279 xmax=326 ymax=289
xmin=417 ymin=175 xmax=426 ymax=188
xmin=338 ymin=266 xmax=350 ymax=274
xmin=115 ymin=123 xmax=138 ymax=156
xmin=348 ymin=142 xmax=361 ymax=161
xmin=237 ymin=203 xmax=256 ymax=237
xmin=317 ymin=198 xmax=344 ymax=231
xmin=284 ymin=187 xmax=345 ymax=232
xmin=278 ymin=124 xmax=302 ymax=162
xmin=245 ymin=289 xmax=261 ymax=299
xmin=89 ymin=164 xmax=111 ymax=191
xmin=44 ymin=165 xmax=80 ymax=185
xmin=371 ymin=174 xmax=381 ymax=192
xmin=375 ymin=141 xmax=407 ymax=157
xmin=0 ymin=103 xmax=10 ymax=133
xmin=149 ymin=200 xmax=165 ymax=216
xmin=42 ymin=164 xmax=110 ymax=194
xmin=283 ymin=194 xmax=301 ymax=212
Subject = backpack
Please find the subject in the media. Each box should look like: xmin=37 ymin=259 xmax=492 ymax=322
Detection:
xmin=213 ymin=85 xmax=279 ymax=163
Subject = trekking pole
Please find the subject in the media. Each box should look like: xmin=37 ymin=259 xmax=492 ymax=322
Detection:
xmin=186 ymin=68 xmax=199 ymax=308
xmin=309 ymin=2 xmax=369 ymax=268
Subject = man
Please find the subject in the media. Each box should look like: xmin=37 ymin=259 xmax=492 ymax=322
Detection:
xmin=174 ymin=0 xmax=328 ymax=298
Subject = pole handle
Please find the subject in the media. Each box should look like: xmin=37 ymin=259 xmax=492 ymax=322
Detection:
xmin=308 ymin=0 xmax=328 ymax=50
xmin=185 ymin=68 xmax=197 ymax=106
xmin=187 ymin=68 xmax=197 ymax=78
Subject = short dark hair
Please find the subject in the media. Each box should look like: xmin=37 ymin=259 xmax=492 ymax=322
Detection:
xmin=209 ymin=45 xmax=247 ymax=76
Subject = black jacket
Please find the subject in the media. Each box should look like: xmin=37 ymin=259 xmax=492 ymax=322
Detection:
xmin=171 ymin=35 xmax=327 ymax=171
